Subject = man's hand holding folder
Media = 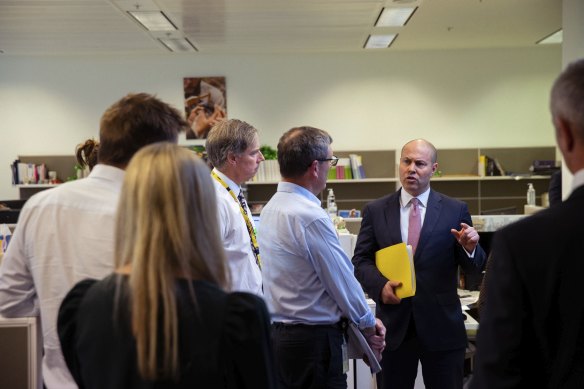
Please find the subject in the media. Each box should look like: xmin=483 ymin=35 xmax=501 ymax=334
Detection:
xmin=375 ymin=243 xmax=416 ymax=303
xmin=364 ymin=318 xmax=386 ymax=362
xmin=348 ymin=319 xmax=386 ymax=373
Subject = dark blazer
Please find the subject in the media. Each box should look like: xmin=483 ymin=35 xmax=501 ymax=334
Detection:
xmin=471 ymin=185 xmax=584 ymax=389
xmin=353 ymin=188 xmax=486 ymax=351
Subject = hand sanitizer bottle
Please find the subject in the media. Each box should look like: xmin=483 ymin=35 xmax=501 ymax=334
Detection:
xmin=527 ymin=183 xmax=536 ymax=206
xmin=327 ymin=188 xmax=337 ymax=219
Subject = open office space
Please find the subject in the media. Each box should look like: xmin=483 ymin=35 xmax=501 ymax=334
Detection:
xmin=1 ymin=1 xmax=583 ymax=388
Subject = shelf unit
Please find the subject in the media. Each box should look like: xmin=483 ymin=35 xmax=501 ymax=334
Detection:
xmin=14 ymin=155 xmax=77 ymax=199
xmin=431 ymin=147 xmax=556 ymax=215
xmin=245 ymin=150 xmax=397 ymax=213
xmin=245 ymin=146 xmax=557 ymax=216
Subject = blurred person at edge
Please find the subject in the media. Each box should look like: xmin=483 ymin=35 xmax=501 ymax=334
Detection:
xmin=0 ymin=93 xmax=187 ymax=389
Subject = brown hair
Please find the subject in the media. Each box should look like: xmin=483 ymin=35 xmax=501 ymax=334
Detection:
xmin=205 ymin=119 xmax=258 ymax=169
xmin=75 ymin=138 xmax=99 ymax=170
xmin=98 ymin=93 xmax=188 ymax=168
xmin=277 ymin=126 xmax=332 ymax=178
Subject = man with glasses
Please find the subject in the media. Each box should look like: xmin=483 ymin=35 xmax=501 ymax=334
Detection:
xmin=258 ymin=126 xmax=386 ymax=389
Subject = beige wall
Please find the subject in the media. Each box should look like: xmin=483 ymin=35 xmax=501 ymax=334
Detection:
xmin=0 ymin=46 xmax=561 ymax=199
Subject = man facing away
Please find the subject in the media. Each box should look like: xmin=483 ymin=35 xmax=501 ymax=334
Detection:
xmin=353 ymin=138 xmax=486 ymax=389
xmin=259 ymin=126 xmax=386 ymax=389
xmin=471 ymin=58 xmax=584 ymax=389
xmin=205 ymin=119 xmax=265 ymax=295
xmin=0 ymin=93 xmax=186 ymax=389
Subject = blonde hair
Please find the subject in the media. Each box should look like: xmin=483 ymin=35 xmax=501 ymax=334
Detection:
xmin=114 ymin=142 xmax=228 ymax=380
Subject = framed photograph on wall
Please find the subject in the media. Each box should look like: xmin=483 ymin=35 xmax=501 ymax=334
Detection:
xmin=183 ymin=77 xmax=227 ymax=140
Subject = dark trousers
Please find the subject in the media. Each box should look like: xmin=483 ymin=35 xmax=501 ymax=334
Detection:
xmin=378 ymin=319 xmax=465 ymax=389
xmin=271 ymin=322 xmax=347 ymax=389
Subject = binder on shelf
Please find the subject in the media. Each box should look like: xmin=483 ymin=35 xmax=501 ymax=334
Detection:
xmin=348 ymin=153 xmax=367 ymax=179
xmin=478 ymin=155 xmax=486 ymax=177
xmin=375 ymin=243 xmax=416 ymax=298
xmin=336 ymin=158 xmax=352 ymax=179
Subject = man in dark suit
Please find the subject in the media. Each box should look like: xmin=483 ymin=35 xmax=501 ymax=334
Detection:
xmin=353 ymin=138 xmax=487 ymax=389
xmin=470 ymin=59 xmax=584 ymax=389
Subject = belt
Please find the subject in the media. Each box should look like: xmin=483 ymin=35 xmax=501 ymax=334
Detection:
xmin=272 ymin=319 xmax=348 ymax=331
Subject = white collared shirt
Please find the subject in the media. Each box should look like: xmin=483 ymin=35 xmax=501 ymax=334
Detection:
xmin=212 ymin=168 xmax=262 ymax=296
xmin=0 ymin=164 xmax=125 ymax=389
xmin=259 ymin=182 xmax=375 ymax=329
xmin=571 ymin=168 xmax=584 ymax=194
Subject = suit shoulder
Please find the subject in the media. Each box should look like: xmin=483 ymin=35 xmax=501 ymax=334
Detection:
xmin=365 ymin=192 xmax=397 ymax=211
xmin=501 ymin=200 xmax=581 ymax=237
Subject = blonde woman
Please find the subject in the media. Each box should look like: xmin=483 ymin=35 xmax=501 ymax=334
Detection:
xmin=57 ymin=143 xmax=276 ymax=389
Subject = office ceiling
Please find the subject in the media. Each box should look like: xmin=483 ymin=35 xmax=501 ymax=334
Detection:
xmin=0 ymin=0 xmax=561 ymax=55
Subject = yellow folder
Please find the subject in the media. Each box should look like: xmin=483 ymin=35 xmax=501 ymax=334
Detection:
xmin=375 ymin=243 xmax=416 ymax=298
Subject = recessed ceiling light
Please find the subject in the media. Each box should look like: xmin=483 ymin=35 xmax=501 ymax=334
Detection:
xmin=376 ymin=7 xmax=417 ymax=27
xmin=364 ymin=34 xmax=397 ymax=49
xmin=536 ymin=29 xmax=562 ymax=45
xmin=128 ymin=11 xmax=176 ymax=31
xmin=159 ymin=38 xmax=198 ymax=52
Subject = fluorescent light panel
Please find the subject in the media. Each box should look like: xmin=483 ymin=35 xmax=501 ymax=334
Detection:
xmin=128 ymin=11 xmax=176 ymax=31
xmin=159 ymin=38 xmax=197 ymax=52
xmin=376 ymin=7 xmax=417 ymax=27
xmin=537 ymin=29 xmax=562 ymax=45
xmin=365 ymin=34 xmax=397 ymax=49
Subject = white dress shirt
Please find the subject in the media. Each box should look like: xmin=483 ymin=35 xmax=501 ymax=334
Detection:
xmin=212 ymin=169 xmax=262 ymax=296
xmin=0 ymin=164 xmax=125 ymax=389
xmin=259 ymin=182 xmax=375 ymax=329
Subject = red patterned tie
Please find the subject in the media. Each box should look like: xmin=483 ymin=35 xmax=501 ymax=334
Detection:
xmin=408 ymin=198 xmax=421 ymax=253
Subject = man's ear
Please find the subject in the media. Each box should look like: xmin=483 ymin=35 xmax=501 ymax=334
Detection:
xmin=308 ymin=160 xmax=319 ymax=178
xmin=555 ymin=116 xmax=575 ymax=156
xmin=227 ymin=151 xmax=237 ymax=166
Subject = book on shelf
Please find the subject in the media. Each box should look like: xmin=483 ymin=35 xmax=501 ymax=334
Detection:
xmin=11 ymin=160 xmax=52 ymax=185
xmin=484 ymin=155 xmax=505 ymax=176
xmin=349 ymin=154 xmax=366 ymax=179
xmin=251 ymin=160 xmax=281 ymax=182
xmin=375 ymin=243 xmax=416 ymax=298
xmin=478 ymin=155 xmax=486 ymax=177
xmin=336 ymin=158 xmax=352 ymax=179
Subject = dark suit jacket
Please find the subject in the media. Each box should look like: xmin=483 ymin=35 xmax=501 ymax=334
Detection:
xmin=471 ymin=185 xmax=584 ymax=389
xmin=353 ymin=188 xmax=486 ymax=352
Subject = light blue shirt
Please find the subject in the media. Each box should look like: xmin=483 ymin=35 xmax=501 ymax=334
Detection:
xmin=258 ymin=181 xmax=375 ymax=330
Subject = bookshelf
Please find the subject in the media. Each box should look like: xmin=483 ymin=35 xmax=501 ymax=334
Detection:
xmin=13 ymin=155 xmax=77 ymax=199
xmin=245 ymin=146 xmax=557 ymax=216
xmin=245 ymin=150 xmax=397 ymax=213
xmin=432 ymin=147 xmax=556 ymax=215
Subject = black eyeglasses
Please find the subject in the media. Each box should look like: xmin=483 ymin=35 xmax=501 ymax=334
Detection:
xmin=315 ymin=156 xmax=339 ymax=167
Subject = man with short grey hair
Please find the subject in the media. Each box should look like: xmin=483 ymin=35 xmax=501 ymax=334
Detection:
xmin=206 ymin=119 xmax=265 ymax=295
xmin=259 ymin=126 xmax=385 ymax=388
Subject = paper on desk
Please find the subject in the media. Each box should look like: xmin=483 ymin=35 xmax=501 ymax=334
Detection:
xmin=458 ymin=289 xmax=480 ymax=309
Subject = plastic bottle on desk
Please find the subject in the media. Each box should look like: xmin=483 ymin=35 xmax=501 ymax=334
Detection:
xmin=527 ymin=183 xmax=536 ymax=206
xmin=327 ymin=188 xmax=337 ymax=219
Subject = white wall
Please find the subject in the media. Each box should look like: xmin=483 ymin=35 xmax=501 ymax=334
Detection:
xmin=0 ymin=46 xmax=560 ymax=200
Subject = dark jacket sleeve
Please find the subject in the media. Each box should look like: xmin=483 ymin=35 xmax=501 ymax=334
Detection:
xmin=352 ymin=202 xmax=388 ymax=303
xmin=57 ymin=279 xmax=97 ymax=389
xmin=224 ymin=292 xmax=277 ymax=389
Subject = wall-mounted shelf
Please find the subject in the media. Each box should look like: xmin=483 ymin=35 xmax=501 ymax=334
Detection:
xmin=13 ymin=155 xmax=77 ymax=199
xmin=245 ymin=146 xmax=557 ymax=217
xmin=246 ymin=150 xmax=397 ymax=212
